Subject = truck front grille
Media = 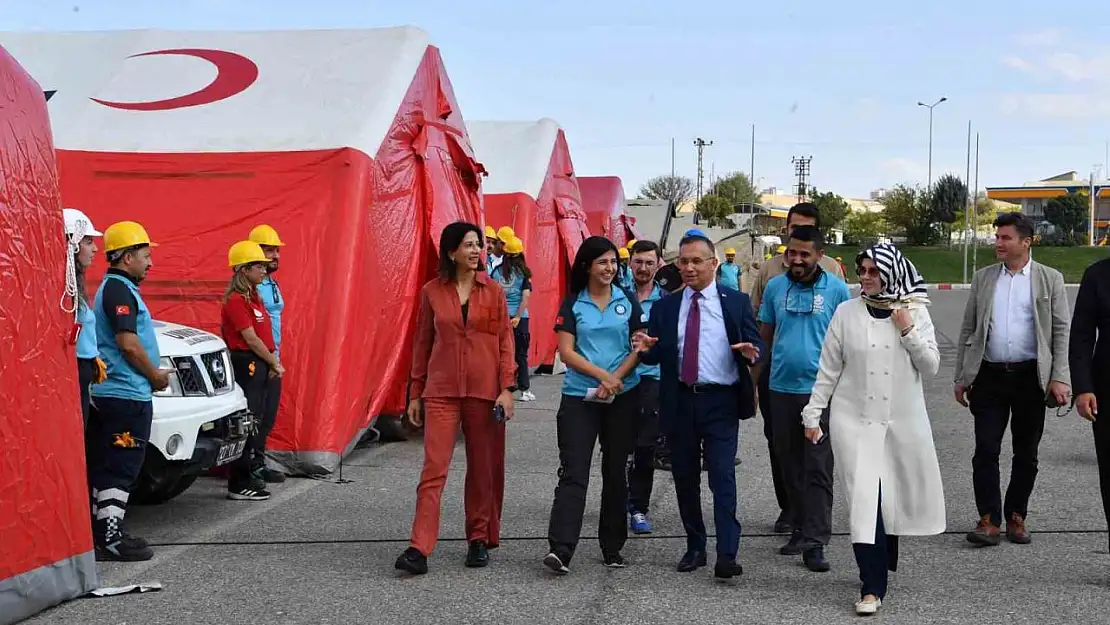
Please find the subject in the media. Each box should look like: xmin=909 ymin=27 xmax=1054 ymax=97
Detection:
xmin=201 ymin=350 xmax=232 ymax=392
xmin=171 ymin=357 xmax=208 ymax=396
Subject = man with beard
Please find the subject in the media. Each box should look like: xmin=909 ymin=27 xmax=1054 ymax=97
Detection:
xmin=753 ymin=225 xmax=850 ymax=573
xmin=248 ymin=224 xmax=289 ymax=484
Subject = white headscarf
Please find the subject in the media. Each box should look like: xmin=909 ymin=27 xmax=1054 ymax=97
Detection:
xmin=856 ymin=243 xmax=930 ymax=309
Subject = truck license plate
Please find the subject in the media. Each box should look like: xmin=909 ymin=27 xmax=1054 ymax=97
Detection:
xmin=215 ymin=439 xmax=247 ymax=466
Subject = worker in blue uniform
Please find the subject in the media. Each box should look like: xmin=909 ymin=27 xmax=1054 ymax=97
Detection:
xmin=248 ymin=224 xmax=289 ymax=484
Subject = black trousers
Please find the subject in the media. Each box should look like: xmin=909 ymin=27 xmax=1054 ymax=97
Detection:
xmin=969 ymin=362 xmax=1045 ymax=525
xmin=759 ymin=365 xmax=789 ymax=514
xmin=86 ymin=396 xmax=153 ymax=540
xmin=230 ymin=351 xmax=278 ymax=488
xmin=852 ymin=487 xmax=899 ymax=600
xmin=627 ymin=376 xmax=660 ymax=514
xmin=770 ymin=391 xmax=833 ymax=548
xmin=1094 ymin=392 xmax=1110 ymax=553
xmin=547 ymin=389 xmax=638 ymax=562
xmin=77 ymin=358 xmax=96 ymax=428
xmin=513 ymin=318 xmax=531 ymax=391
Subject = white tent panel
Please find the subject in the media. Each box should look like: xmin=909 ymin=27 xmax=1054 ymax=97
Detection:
xmin=467 ymin=118 xmax=561 ymax=197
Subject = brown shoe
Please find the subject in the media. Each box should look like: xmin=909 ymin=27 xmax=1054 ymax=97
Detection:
xmin=966 ymin=515 xmax=1001 ymax=546
xmin=1006 ymin=513 xmax=1031 ymax=544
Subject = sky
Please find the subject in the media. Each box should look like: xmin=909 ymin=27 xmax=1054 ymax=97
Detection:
xmin=2 ymin=0 xmax=1108 ymax=200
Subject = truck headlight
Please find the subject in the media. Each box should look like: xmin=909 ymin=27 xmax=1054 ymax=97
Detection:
xmin=166 ymin=433 xmax=183 ymax=456
xmin=153 ymin=357 xmax=184 ymax=397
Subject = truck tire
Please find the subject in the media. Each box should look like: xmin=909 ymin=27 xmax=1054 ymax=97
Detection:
xmin=131 ymin=472 xmax=199 ymax=505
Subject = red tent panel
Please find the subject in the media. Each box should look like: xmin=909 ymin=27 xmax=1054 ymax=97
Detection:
xmin=578 ymin=175 xmax=634 ymax=247
xmin=0 ymin=44 xmax=97 ymax=624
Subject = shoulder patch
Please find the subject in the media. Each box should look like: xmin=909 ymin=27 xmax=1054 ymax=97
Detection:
xmin=555 ymin=315 xmax=564 ymax=325
xmin=115 ymin=304 xmax=131 ymax=316
xmin=614 ymin=303 xmax=628 ymax=316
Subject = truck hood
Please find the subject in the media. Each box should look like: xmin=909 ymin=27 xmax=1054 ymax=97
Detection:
xmin=154 ymin=320 xmax=228 ymax=357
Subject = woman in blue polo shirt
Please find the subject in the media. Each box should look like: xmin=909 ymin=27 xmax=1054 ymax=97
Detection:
xmin=544 ymin=236 xmax=646 ymax=574
xmin=498 ymin=236 xmax=535 ymax=402
xmin=63 ymin=208 xmax=104 ymax=427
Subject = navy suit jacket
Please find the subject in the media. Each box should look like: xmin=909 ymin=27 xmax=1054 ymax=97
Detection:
xmin=641 ymin=285 xmax=764 ymax=426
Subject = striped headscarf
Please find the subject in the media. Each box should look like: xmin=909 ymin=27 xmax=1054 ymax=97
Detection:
xmin=856 ymin=243 xmax=930 ymax=309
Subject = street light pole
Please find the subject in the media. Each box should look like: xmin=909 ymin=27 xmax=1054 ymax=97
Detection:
xmin=917 ymin=97 xmax=947 ymax=190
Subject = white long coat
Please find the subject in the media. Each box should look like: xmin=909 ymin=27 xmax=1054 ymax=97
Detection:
xmin=802 ymin=298 xmax=946 ymax=544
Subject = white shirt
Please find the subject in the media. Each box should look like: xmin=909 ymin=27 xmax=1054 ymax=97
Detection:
xmin=677 ymin=281 xmax=740 ymax=385
xmin=487 ymin=254 xmax=503 ymax=273
xmin=986 ymin=260 xmax=1037 ymax=364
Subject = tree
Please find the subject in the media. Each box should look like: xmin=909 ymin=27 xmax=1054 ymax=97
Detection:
xmin=807 ymin=187 xmax=851 ymax=230
xmin=696 ymin=195 xmax=735 ymax=228
xmin=954 ymin=197 xmax=999 ymax=242
xmin=929 ymin=174 xmax=966 ymax=225
xmin=708 ymin=172 xmax=759 ymax=206
xmin=1045 ymin=192 xmax=1088 ymax=245
xmin=639 ymin=175 xmax=694 ymax=206
xmin=880 ymin=184 xmax=940 ymax=245
xmin=842 ymin=211 xmax=886 ymax=247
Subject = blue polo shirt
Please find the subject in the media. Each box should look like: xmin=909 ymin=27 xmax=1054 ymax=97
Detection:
xmin=494 ymin=266 xmax=532 ymax=319
xmin=554 ymin=285 xmax=647 ymax=397
xmin=618 ymin=265 xmax=634 ymax=292
xmin=717 ymin=262 xmax=741 ymax=291
xmin=76 ymin=300 xmax=99 ymax=360
xmin=634 ymin=284 xmax=665 ymax=379
xmin=758 ymin=270 xmax=850 ymax=394
xmin=256 ymin=276 xmax=284 ymax=355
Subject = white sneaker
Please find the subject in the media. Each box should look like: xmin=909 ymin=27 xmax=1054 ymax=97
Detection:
xmin=855 ymin=596 xmax=881 ymax=615
xmin=520 ymin=391 xmax=536 ymax=402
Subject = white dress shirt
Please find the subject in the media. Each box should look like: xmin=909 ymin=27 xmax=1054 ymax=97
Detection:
xmin=677 ymin=281 xmax=740 ymax=385
xmin=986 ymin=260 xmax=1037 ymax=364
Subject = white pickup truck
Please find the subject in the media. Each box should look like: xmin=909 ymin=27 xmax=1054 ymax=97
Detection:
xmin=128 ymin=320 xmax=253 ymax=504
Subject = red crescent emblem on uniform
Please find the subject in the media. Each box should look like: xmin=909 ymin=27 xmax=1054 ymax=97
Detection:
xmin=91 ymin=48 xmax=259 ymax=111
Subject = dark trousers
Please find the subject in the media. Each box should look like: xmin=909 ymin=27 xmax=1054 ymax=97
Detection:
xmin=86 ymin=396 xmax=153 ymax=541
xmin=513 ymin=318 xmax=531 ymax=391
xmin=668 ymin=384 xmax=741 ymax=560
xmin=1094 ymin=393 xmax=1110 ymax=553
xmin=230 ymin=351 xmax=278 ymax=488
xmin=969 ymin=362 xmax=1045 ymax=525
xmin=77 ymin=358 xmax=96 ymax=428
xmin=852 ymin=487 xmax=899 ymax=600
xmin=770 ymin=391 xmax=834 ymax=548
xmin=759 ymin=366 xmax=789 ymax=514
xmin=547 ymin=390 xmax=637 ymax=562
xmin=628 ymin=377 xmax=660 ymax=514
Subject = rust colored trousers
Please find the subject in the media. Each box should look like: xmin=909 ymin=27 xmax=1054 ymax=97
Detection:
xmin=409 ymin=397 xmax=506 ymax=556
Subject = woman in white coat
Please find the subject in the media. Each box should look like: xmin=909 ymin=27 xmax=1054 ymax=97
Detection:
xmin=802 ymin=243 xmax=945 ymax=616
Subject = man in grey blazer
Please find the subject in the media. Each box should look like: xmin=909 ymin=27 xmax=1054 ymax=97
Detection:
xmin=955 ymin=212 xmax=1071 ymax=546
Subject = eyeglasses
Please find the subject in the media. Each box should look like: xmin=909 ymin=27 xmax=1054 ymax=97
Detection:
xmin=857 ymin=266 xmax=881 ymax=278
xmin=785 ymin=282 xmax=816 ymax=314
xmin=676 ymin=257 xmax=715 ymax=267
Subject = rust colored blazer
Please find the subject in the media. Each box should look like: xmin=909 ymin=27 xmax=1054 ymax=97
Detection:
xmin=409 ymin=272 xmax=516 ymax=401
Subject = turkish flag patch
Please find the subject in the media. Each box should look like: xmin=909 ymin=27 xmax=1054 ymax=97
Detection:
xmin=555 ymin=315 xmax=564 ymax=325
xmin=115 ymin=305 xmax=131 ymax=316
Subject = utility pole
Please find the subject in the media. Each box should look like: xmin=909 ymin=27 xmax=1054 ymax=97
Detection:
xmin=750 ymin=124 xmax=756 ymax=188
xmin=972 ymin=133 xmax=980 ymax=273
xmin=791 ymin=155 xmax=812 ymax=203
xmin=917 ymin=97 xmax=947 ymax=190
xmin=1091 ymin=168 xmax=1098 ymax=247
xmin=694 ymin=137 xmax=713 ymax=204
xmin=963 ymin=120 xmax=972 ymax=284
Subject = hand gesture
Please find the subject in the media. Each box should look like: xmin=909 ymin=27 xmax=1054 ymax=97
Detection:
xmin=496 ymin=389 xmax=514 ymax=421
xmin=271 ymin=362 xmax=286 ymax=378
xmin=152 ymin=369 xmax=172 ymax=392
xmin=631 ymin=331 xmax=658 ymax=353
xmin=1077 ymin=392 xmax=1098 ymax=422
xmin=406 ymin=398 xmax=424 ymax=428
xmin=599 ymin=373 xmax=623 ymax=397
xmin=730 ymin=342 xmax=760 ymax=361
xmin=954 ymin=383 xmax=969 ymax=408
xmin=891 ymin=308 xmax=913 ymax=333
xmin=511 ymin=317 xmax=521 ymax=329
xmin=1048 ymin=380 xmax=1070 ymax=408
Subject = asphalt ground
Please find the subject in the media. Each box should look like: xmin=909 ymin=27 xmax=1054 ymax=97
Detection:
xmin=25 ymin=290 xmax=1110 ymax=625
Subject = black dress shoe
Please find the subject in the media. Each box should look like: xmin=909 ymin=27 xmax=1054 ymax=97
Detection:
xmin=779 ymin=531 xmax=804 ymax=555
xmin=714 ymin=559 xmax=744 ymax=579
xmin=395 ymin=547 xmax=428 ymax=575
xmin=677 ymin=550 xmax=707 ymax=572
xmin=773 ymin=511 xmax=793 ymax=534
xmin=465 ymin=541 xmax=489 ymax=568
xmin=803 ymin=546 xmax=830 ymax=572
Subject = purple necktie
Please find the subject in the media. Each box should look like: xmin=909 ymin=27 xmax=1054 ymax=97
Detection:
xmin=681 ymin=292 xmax=701 ymax=384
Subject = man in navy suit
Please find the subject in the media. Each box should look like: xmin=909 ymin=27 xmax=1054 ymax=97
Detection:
xmin=635 ymin=233 xmax=763 ymax=579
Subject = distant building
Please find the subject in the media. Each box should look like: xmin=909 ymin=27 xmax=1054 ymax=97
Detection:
xmin=986 ymin=171 xmax=1108 ymax=226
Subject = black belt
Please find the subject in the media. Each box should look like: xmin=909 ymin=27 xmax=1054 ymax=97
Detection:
xmin=679 ymin=382 xmax=735 ymax=394
xmin=982 ymin=360 xmax=1037 ymax=373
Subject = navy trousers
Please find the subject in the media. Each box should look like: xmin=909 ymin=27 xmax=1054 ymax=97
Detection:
xmin=667 ymin=384 xmax=741 ymax=560
xmin=86 ymin=396 xmax=153 ymax=540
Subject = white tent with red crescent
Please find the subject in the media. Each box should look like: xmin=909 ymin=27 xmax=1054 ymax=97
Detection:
xmin=0 ymin=27 xmax=487 ymax=475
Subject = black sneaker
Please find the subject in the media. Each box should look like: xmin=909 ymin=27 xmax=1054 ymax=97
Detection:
xmin=543 ymin=551 xmax=570 ymax=575
xmin=227 ymin=484 xmax=271 ymax=501
xmin=95 ymin=519 xmax=154 ymax=562
xmin=395 ymin=547 xmax=428 ymax=575
xmin=603 ymin=553 xmax=627 ymax=568
xmin=779 ymin=531 xmax=804 ymax=555
xmin=803 ymin=546 xmax=831 ymax=572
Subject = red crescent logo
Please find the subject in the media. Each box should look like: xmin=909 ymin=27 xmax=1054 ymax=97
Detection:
xmin=91 ymin=48 xmax=259 ymax=111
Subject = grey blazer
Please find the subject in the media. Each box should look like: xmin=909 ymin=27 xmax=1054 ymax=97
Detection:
xmin=955 ymin=260 xmax=1071 ymax=392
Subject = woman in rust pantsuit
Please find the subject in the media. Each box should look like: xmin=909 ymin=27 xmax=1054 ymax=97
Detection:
xmin=395 ymin=221 xmax=517 ymax=576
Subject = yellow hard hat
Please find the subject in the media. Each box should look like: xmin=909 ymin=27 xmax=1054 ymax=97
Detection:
xmin=248 ymin=224 xmax=285 ymax=247
xmin=725 ymin=247 xmax=736 ymax=255
xmin=835 ymin=256 xmax=843 ymax=261
xmin=497 ymin=226 xmax=515 ymax=243
xmin=503 ymin=236 xmax=524 ymax=255
xmin=484 ymin=225 xmax=497 ymax=239
xmin=103 ymin=221 xmax=157 ymax=253
xmin=626 ymin=239 xmax=638 ymax=249
xmin=618 ymin=247 xmax=630 ymax=259
xmin=228 ymin=240 xmax=269 ymax=268
xmin=776 ymin=245 xmax=786 ymax=254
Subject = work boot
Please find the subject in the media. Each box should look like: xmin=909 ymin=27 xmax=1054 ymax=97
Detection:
xmin=1006 ymin=513 xmax=1032 ymax=544
xmin=95 ymin=518 xmax=153 ymax=562
xmin=966 ymin=514 xmax=1001 ymax=546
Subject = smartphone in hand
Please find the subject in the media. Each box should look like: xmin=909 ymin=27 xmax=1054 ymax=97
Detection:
xmin=493 ymin=404 xmax=506 ymax=423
